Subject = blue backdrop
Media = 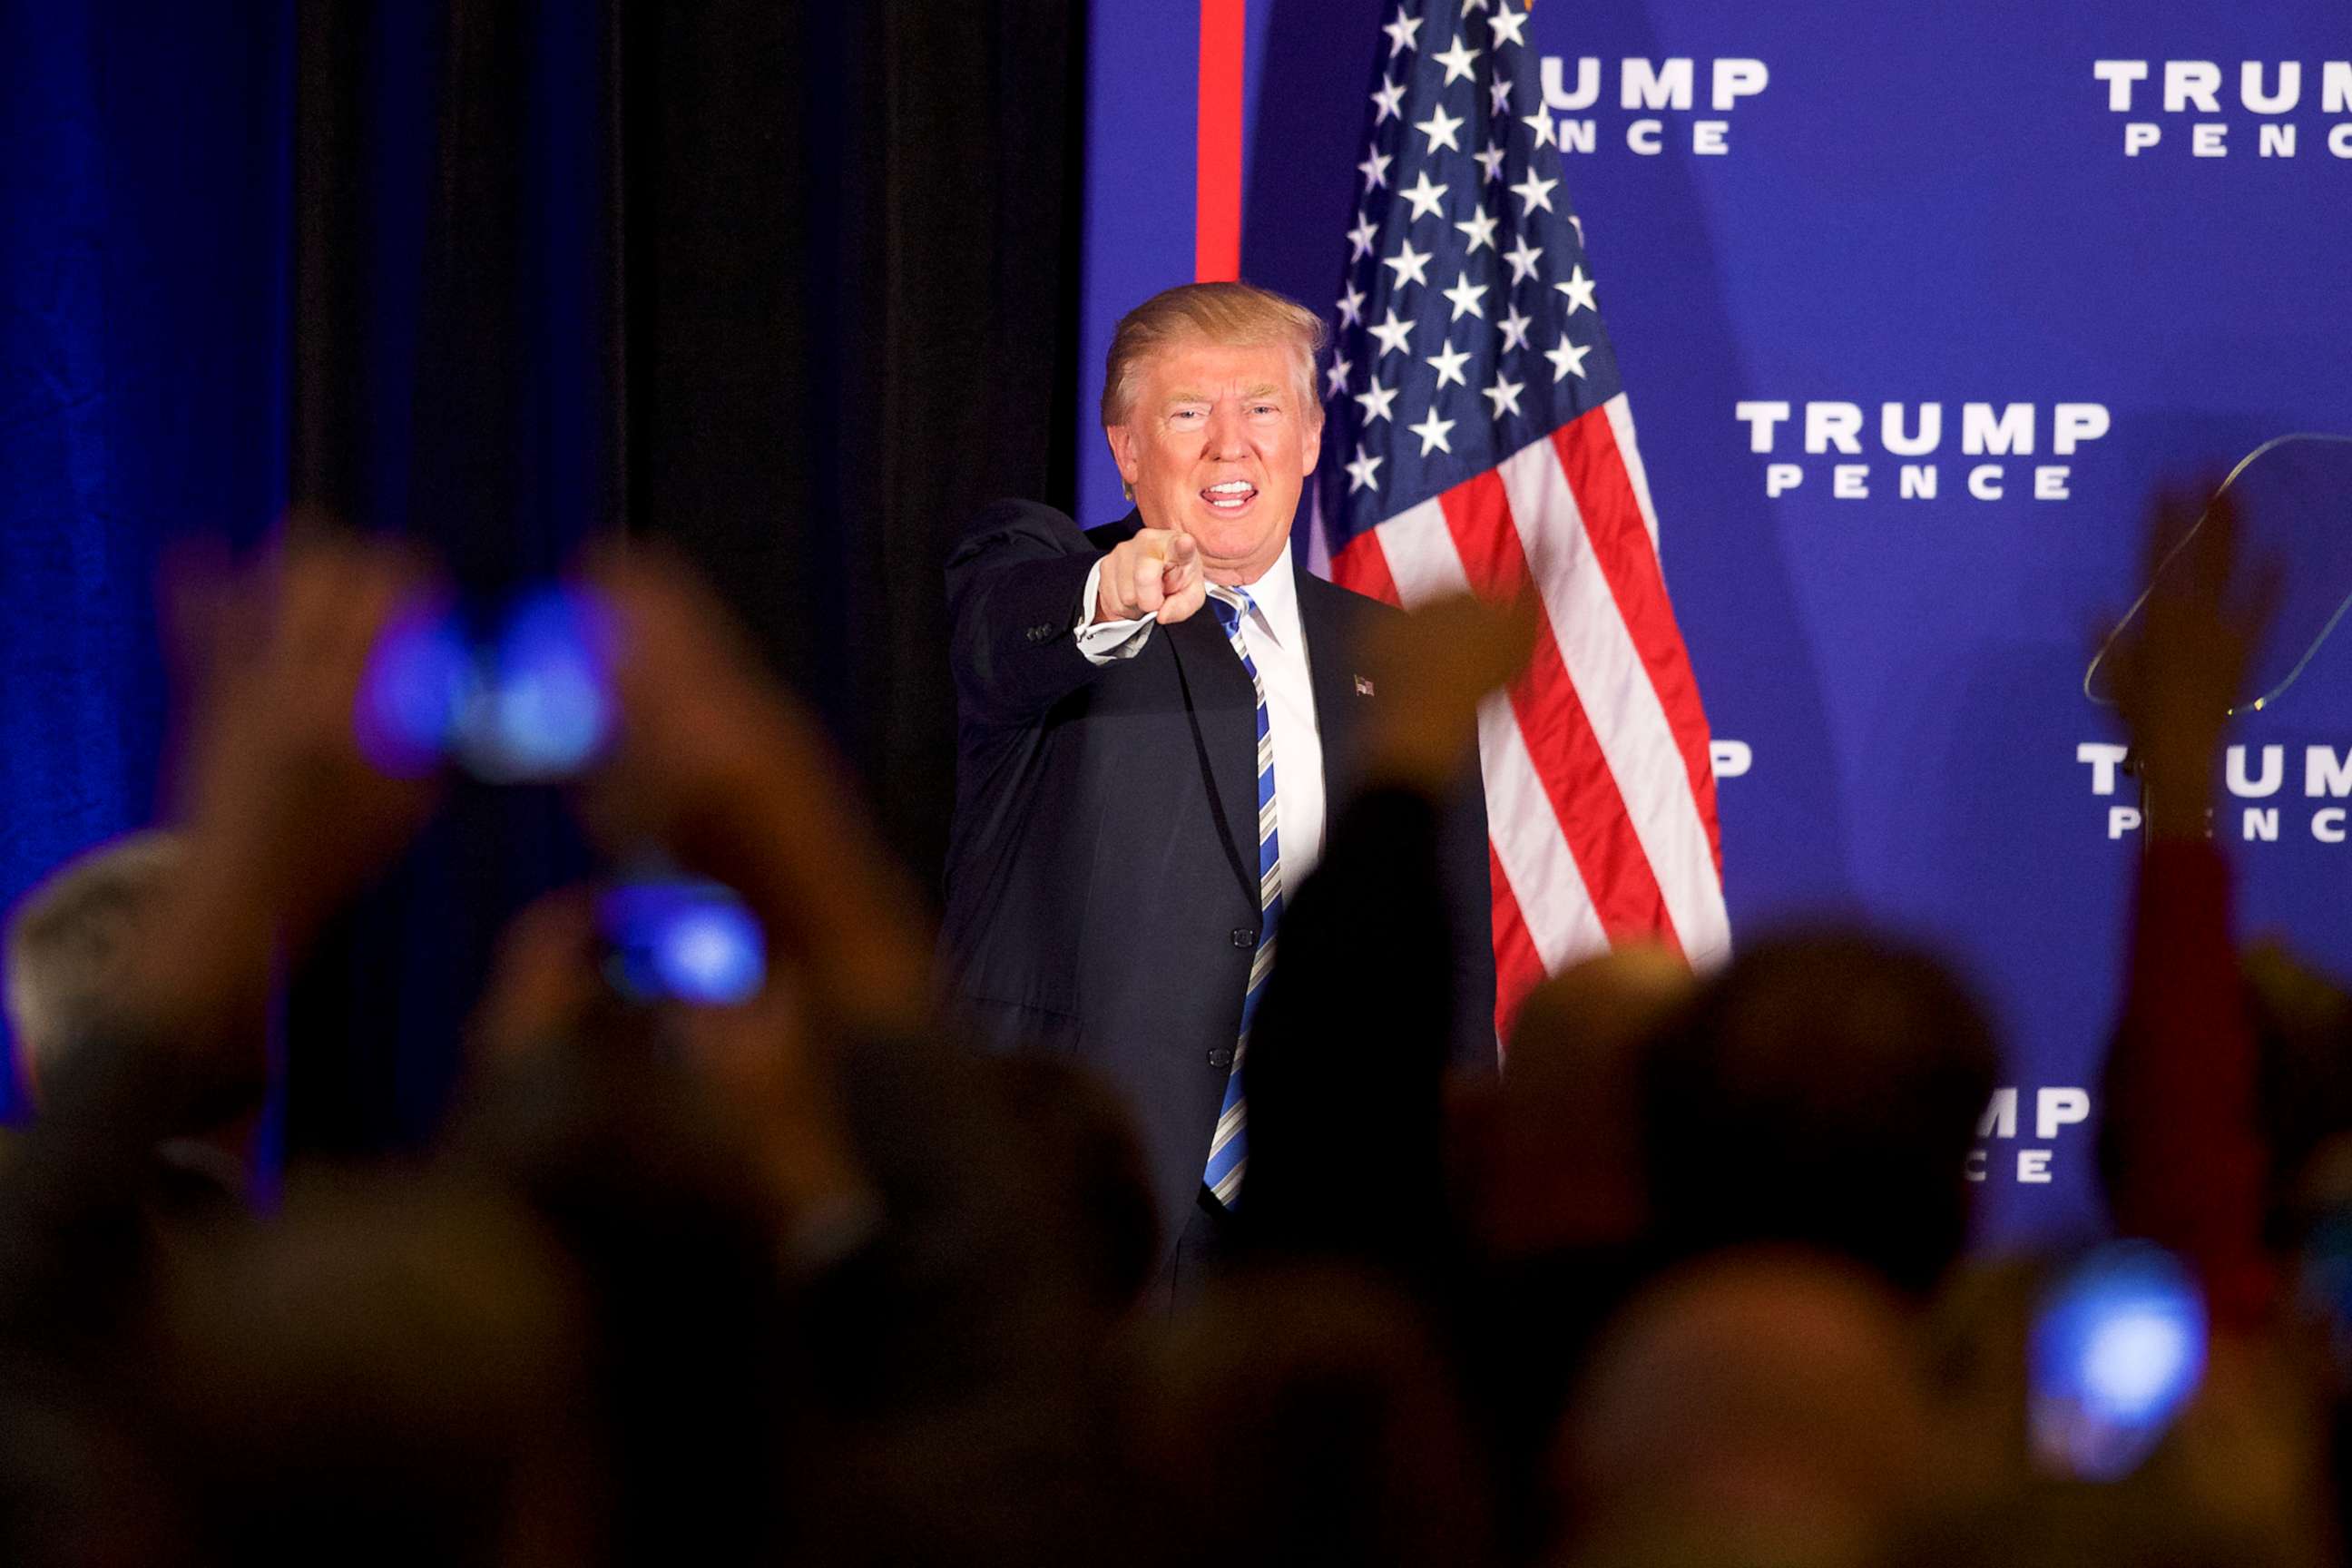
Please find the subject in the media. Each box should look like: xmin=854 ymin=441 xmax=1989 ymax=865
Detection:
xmin=1079 ymin=0 xmax=2352 ymax=1244
xmin=0 ymin=2 xmax=290 ymax=1118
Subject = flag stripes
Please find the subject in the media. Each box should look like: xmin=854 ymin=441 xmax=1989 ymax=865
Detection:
xmin=1336 ymin=416 xmax=1730 ymax=1025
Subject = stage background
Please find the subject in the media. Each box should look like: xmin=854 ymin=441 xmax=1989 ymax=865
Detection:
xmin=1078 ymin=0 xmax=2352 ymax=1244
xmin=5 ymin=1 xmax=2350 ymax=1247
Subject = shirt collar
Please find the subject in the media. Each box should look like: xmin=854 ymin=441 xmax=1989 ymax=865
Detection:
xmin=1228 ymin=538 xmax=1301 ymax=650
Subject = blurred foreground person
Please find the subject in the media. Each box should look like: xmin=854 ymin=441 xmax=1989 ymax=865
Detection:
xmin=1556 ymin=1250 xmax=1947 ymax=1568
xmin=1918 ymin=1247 xmax=2329 ymax=1568
xmin=1642 ymin=930 xmax=1999 ymax=1299
xmin=155 ymin=1178 xmax=595 ymax=1567
xmin=2085 ymin=483 xmax=2342 ymax=1563
xmin=7 ymin=832 xmax=188 ymax=1102
xmin=1125 ymin=1265 xmax=1490 ymax=1568
xmin=1451 ymin=946 xmax=1695 ymax=1560
xmin=5 ymin=831 xmax=255 ymax=1214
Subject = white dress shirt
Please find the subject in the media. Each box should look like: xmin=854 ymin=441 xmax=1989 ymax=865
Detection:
xmin=1075 ymin=541 xmax=1327 ymax=882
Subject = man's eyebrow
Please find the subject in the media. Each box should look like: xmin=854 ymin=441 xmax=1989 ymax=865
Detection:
xmin=1164 ymin=383 xmax=1282 ymax=405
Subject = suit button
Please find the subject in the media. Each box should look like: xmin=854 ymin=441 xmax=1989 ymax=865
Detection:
xmin=1230 ymin=926 xmax=1257 ymax=948
xmin=1208 ymin=1046 xmax=1235 ymax=1070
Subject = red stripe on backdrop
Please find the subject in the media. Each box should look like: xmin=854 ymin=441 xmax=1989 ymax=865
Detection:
xmin=1487 ymin=841 xmax=1548 ymax=1042
xmin=1437 ymin=466 xmax=1681 ymax=952
xmin=1194 ymin=0 xmax=1246 ymax=282
xmin=1328 ymin=524 xmax=1401 ymax=606
xmin=1553 ymin=409 xmax=1724 ymax=872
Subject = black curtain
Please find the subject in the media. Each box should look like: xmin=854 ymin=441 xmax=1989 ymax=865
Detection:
xmin=286 ymin=0 xmax=1088 ymax=1156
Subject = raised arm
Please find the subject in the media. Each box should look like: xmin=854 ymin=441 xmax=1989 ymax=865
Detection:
xmin=2102 ymin=485 xmax=2278 ymax=1327
xmin=946 ymin=499 xmax=1204 ymax=725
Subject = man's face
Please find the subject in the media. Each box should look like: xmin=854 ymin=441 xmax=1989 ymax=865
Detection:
xmin=1106 ymin=335 xmax=1322 ymax=585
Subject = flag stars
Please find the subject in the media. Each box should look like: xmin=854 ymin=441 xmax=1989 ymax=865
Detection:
xmin=1487 ymin=7 xmax=1529 ymax=47
xmin=1545 ymin=335 xmax=1592 ymax=381
xmin=1556 ymin=263 xmax=1597 ymax=314
xmin=1509 ymin=169 xmax=1558 ymax=215
xmin=1521 ymin=108 xmax=1557 ymax=149
xmin=1353 ymin=379 xmax=1399 ymax=424
xmin=1415 ymin=103 xmax=1465 ymax=153
xmin=1367 ymin=308 xmax=1415 ymax=358
xmin=1497 ymin=304 xmax=1534 ymax=353
xmin=1488 ymin=76 xmax=1514 ymax=117
xmin=1346 ymin=444 xmax=1385 ymax=494
xmin=1501 ymin=235 xmax=1544 ymax=284
xmin=1382 ymin=237 xmax=1432 ymax=289
xmin=1408 ymin=406 xmax=1457 ymax=456
xmin=1358 ymin=147 xmax=1393 ymax=191
xmin=1381 ymin=8 xmax=1421 ymax=57
xmin=1371 ymin=77 xmax=1406 ymax=124
xmin=1324 ymin=353 xmax=1353 ymax=398
xmin=1475 ymin=140 xmax=1508 ymax=183
xmin=1432 ymin=34 xmax=1481 ymax=84
xmin=1348 ymin=213 xmax=1379 ymax=261
xmin=1336 ymin=281 xmax=1366 ymax=328
xmin=1443 ymin=270 xmax=1489 ymax=321
xmin=1426 ymin=338 xmax=1472 ymax=389
xmin=1398 ymin=171 xmax=1450 ymax=221
xmin=1483 ymin=375 xmax=1525 ymax=419
xmin=1454 ymin=207 xmax=1499 ymax=253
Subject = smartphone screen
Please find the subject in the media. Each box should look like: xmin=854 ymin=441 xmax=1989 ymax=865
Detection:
xmin=2026 ymin=1241 xmax=2207 ymax=1482
xmin=597 ymin=877 xmax=766 ymax=1007
xmin=355 ymin=583 xmax=617 ymax=783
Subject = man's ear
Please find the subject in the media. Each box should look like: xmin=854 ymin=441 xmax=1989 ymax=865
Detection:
xmin=1105 ymin=421 xmax=1140 ymax=488
xmin=1299 ymin=407 xmax=1324 ymax=478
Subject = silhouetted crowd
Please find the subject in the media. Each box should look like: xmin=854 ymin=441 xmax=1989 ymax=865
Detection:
xmin=4 ymin=492 xmax=2349 ymax=1566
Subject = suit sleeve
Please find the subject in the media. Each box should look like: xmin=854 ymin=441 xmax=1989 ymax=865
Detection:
xmin=946 ymin=499 xmax=1123 ymax=726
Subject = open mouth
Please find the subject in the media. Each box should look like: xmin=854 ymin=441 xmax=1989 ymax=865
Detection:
xmin=1201 ymin=479 xmax=1258 ymax=512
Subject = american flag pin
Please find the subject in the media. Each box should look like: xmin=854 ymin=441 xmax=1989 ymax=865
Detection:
xmin=1354 ymin=674 xmax=1376 ymax=696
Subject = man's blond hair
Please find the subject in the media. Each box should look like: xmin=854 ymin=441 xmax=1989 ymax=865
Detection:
xmin=1100 ymin=280 xmax=1327 ymax=428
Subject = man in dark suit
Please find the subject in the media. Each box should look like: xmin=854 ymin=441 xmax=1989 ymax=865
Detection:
xmin=942 ymin=281 xmax=1495 ymax=1286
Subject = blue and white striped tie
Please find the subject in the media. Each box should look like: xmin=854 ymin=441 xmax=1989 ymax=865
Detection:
xmin=1203 ymin=584 xmax=1279 ymax=1209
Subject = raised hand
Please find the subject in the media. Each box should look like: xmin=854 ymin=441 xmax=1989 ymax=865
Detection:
xmin=166 ymin=531 xmax=442 ymax=932
xmin=1358 ymin=591 xmax=1542 ymax=792
xmin=1093 ymin=527 xmax=1206 ymax=626
xmin=587 ymin=548 xmax=932 ymax=1035
xmin=2105 ymin=485 xmax=2279 ymax=835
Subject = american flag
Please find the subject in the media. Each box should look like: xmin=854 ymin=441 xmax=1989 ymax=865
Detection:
xmin=1312 ymin=0 xmax=1731 ymax=1027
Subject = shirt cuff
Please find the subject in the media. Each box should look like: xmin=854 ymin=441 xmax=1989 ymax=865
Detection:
xmin=1073 ymin=558 xmax=1156 ymax=664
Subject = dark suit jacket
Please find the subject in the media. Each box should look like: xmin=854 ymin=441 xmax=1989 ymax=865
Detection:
xmin=942 ymin=499 xmax=1497 ymax=1250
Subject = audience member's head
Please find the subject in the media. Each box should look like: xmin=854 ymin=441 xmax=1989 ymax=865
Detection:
xmin=1558 ymin=1250 xmax=1945 ymax=1568
xmin=5 ymin=830 xmax=186 ymax=1104
xmin=157 ymin=1175 xmax=595 ymax=1566
xmin=1473 ymin=942 xmax=1694 ymax=1258
xmin=987 ymin=1053 xmax=1160 ymax=1323
xmin=1641 ymin=929 xmax=2000 ymax=1297
xmin=2242 ymin=940 xmax=2352 ymax=1247
xmin=1126 ymin=1266 xmax=1490 ymax=1568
